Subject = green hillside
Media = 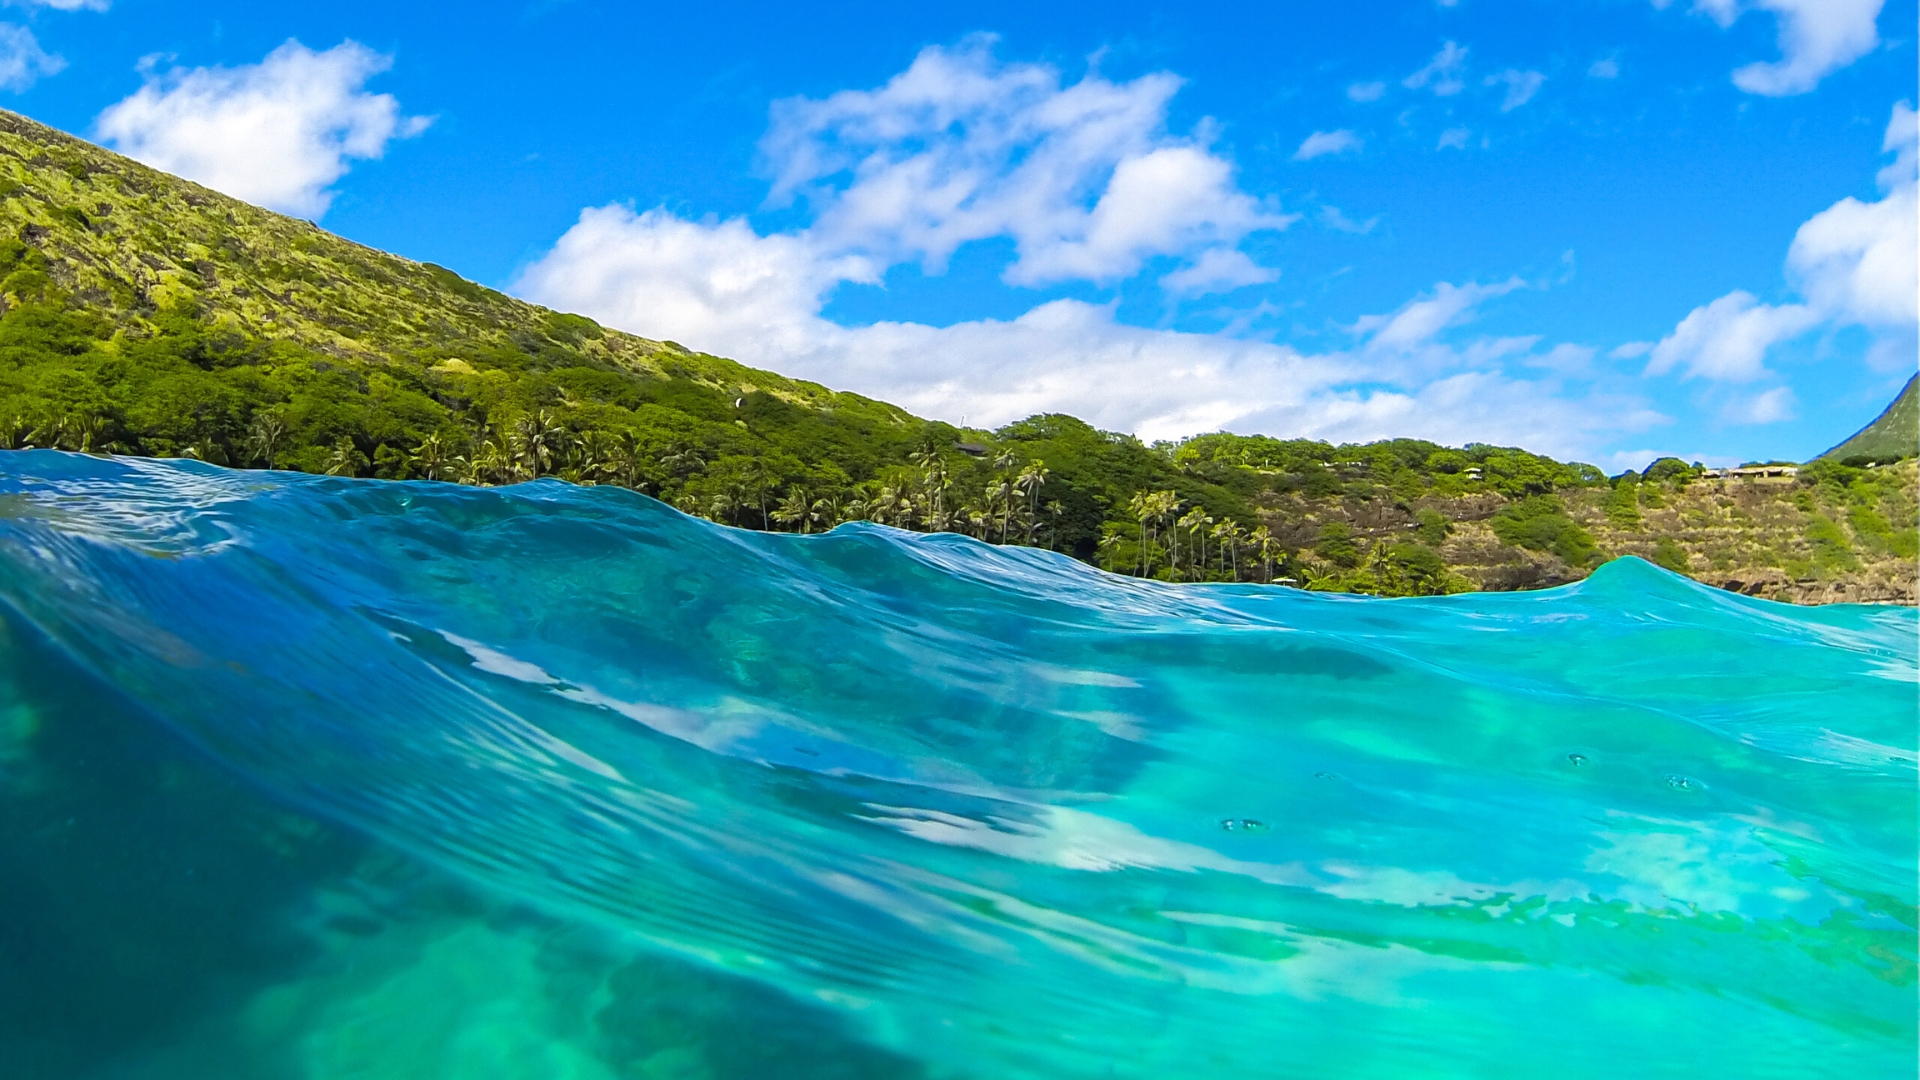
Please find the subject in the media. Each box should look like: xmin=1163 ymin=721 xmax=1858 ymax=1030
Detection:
xmin=1819 ymin=373 xmax=1917 ymax=464
xmin=0 ymin=108 xmax=1912 ymax=604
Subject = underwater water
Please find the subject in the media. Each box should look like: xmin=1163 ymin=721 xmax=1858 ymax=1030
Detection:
xmin=0 ymin=451 xmax=1913 ymax=1080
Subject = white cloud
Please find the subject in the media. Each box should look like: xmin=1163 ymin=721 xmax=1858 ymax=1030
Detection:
xmin=4 ymin=0 xmax=106 ymax=9
xmin=1528 ymin=343 xmax=1598 ymax=373
xmin=1588 ymin=58 xmax=1620 ymax=79
xmin=1656 ymin=0 xmax=1885 ymax=95
xmin=1645 ymin=291 xmax=1818 ymax=381
xmin=93 ymin=40 xmax=430 ymax=218
xmin=1346 ymin=81 xmax=1386 ymax=102
xmin=1874 ymin=101 xmax=1916 ymax=189
xmin=1318 ymin=206 xmax=1379 ymax=234
xmin=1723 ymin=386 xmax=1797 ymax=424
xmin=1733 ymin=0 xmax=1883 ymax=96
xmin=514 ymin=205 xmax=851 ymax=364
xmin=1785 ymin=104 xmax=1917 ymax=332
xmin=1351 ymin=278 xmax=1524 ymax=355
xmin=520 ymin=205 xmax=1634 ymax=454
xmin=517 ymin=43 xmax=1651 ymax=460
xmin=1404 ymin=41 xmax=1468 ymax=96
xmin=1610 ymin=341 xmax=1654 ymax=359
xmin=1159 ymin=247 xmax=1278 ymax=297
xmin=756 ymin=37 xmax=1292 ymax=289
xmin=1293 ymin=129 xmax=1361 ymax=161
xmin=1486 ymin=69 xmax=1545 ymax=111
xmin=1437 ymin=127 xmax=1471 ymax=149
xmin=0 ymin=24 xmax=61 ymax=91
xmin=1647 ymin=101 xmax=1917 ymax=382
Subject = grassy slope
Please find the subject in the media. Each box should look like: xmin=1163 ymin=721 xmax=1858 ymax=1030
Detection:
xmin=0 ymin=109 xmax=924 ymax=463
xmin=0 ymin=108 xmax=1910 ymax=604
xmin=1819 ymin=373 xmax=1917 ymax=463
xmin=0 ymin=111 xmax=900 ymax=413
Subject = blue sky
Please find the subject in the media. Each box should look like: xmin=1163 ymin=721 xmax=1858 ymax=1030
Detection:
xmin=8 ymin=0 xmax=1916 ymax=468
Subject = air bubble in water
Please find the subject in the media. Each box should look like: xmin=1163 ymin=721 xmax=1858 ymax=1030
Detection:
xmin=1567 ymin=753 xmax=1588 ymax=765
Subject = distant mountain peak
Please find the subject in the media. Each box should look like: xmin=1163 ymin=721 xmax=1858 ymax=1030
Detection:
xmin=1819 ymin=373 xmax=1918 ymax=463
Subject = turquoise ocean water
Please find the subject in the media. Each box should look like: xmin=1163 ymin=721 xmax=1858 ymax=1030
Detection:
xmin=0 ymin=450 xmax=1913 ymax=1079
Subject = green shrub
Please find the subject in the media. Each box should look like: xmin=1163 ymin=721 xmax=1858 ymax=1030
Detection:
xmin=1805 ymin=513 xmax=1858 ymax=574
xmin=1604 ymin=479 xmax=1642 ymax=529
xmin=1491 ymin=496 xmax=1598 ymax=566
xmin=1315 ymin=521 xmax=1362 ymax=568
xmin=1642 ymin=457 xmax=1694 ymax=483
xmin=1414 ymin=508 xmax=1451 ymax=546
xmin=1650 ymin=537 xmax=1689 ymax=573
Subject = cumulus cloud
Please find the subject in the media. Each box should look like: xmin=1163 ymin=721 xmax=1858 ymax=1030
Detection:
xmin=514 ymin=205 xmax=851 ymax=364
xmin=517 ymin=42 xmax=1650 ymax=458
xmin=1786 ymin=103 xmax=1916 ymax=332
xmin=1723 ymin=386 xmax=1797 ymax=424
xmin=93 ymin=40 xmax=430 ymax=218
xmin=1486 ymin=69 xmax=1545 ymax=111
xmin=755 ymin=37 xmax=1292 ymax=288
xmin=1293 ymin=129 xmax=1361 ymax=161
xmin=1645 ymin=292 xmax=1819 ymax=381
xmin=521 ymin=203 xmax=1632 ymax=453
xmin=1437 ymin=127 xmax=1471 ymax=149
xmin=0 ymin=24 xmax=61 ymax=91
xmin=1403 ymin=42 xmax=1468 ymax=96
xmin=1346 ymin=81 xmax=1386 ymax=102
xmin=1159 ymin=247 xmax=1278 ymax=297
xmin=1656 ymin=0 xmax=1885 ymax=95
xmin=1351 ymin=279 xmax=1525 ymax=355
xmin=1646 ymin=101 xmax=1917 ymax=382
xmin=1588 ymin=58 xmax=1620 ymax=79
xmin=4 ymin=0 xmax=106 ymax=9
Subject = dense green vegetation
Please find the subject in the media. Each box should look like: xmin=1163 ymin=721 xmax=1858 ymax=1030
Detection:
xmin=1819 ymin=372 xmax=1917 ymax=465
xmin=0 ymin=107 xmax=1911 ymax=603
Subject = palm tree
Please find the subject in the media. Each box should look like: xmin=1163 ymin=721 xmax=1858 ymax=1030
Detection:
xmin=742 ymin=458 xmax=778 ymax=529
xmin=772 ymin=488 xmax=812 ymax=532
xmin=1250 ymin=524 xmax=1276 ymax=583
xmin=873 ymin=483 xmax=914 ymax=528
xmin=324 ymin=436 xmax=367 ymax=477
xmin=605 ymin=431 xmax=649 ymax=490
xmin=63 ymin=412 xmax=107 ymax=453
xmin=811 ymin=494 xmax=843 ymax=531
xmin=1212 ymin=520 xmax=1246 ymax=579
xmin=23 ymin=411 xmax=59 ymax=449
xmin=1179 ymin=508 xmax=1213 ymax=579
xmin=409 ymin=433 xmax=454 ymax=480
xmin=662 ymin=441 xmax=706 ymax=479
xmin=843 ymin=488 xmax=874 ymax=523
xmin=573 ymin=429 xmax=616 ymax=484
xmin=184 ymin=436 xmax=227 ymax=466
xmin=910 ymin=447 xmax=951 ymax=522
xmin=246 ymin=410 xmax=288 ymax=469
xmin=1016 ymin=461 xmax=1050 ymax=543
xmin=511 ymin=409 xmax=567 ymax=479
xmin=1043 ymin=499 xmax=1065 ymax=550
xmin=459 ymin=436 xmax=511 ymax=485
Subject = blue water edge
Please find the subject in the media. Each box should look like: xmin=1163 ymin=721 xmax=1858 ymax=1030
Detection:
xmin=0 ymin=450 xmax=1913 ymax=1079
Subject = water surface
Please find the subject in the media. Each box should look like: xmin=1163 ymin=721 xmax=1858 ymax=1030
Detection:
xmin=1 ymin=451 xmax=1913 ymax=1079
